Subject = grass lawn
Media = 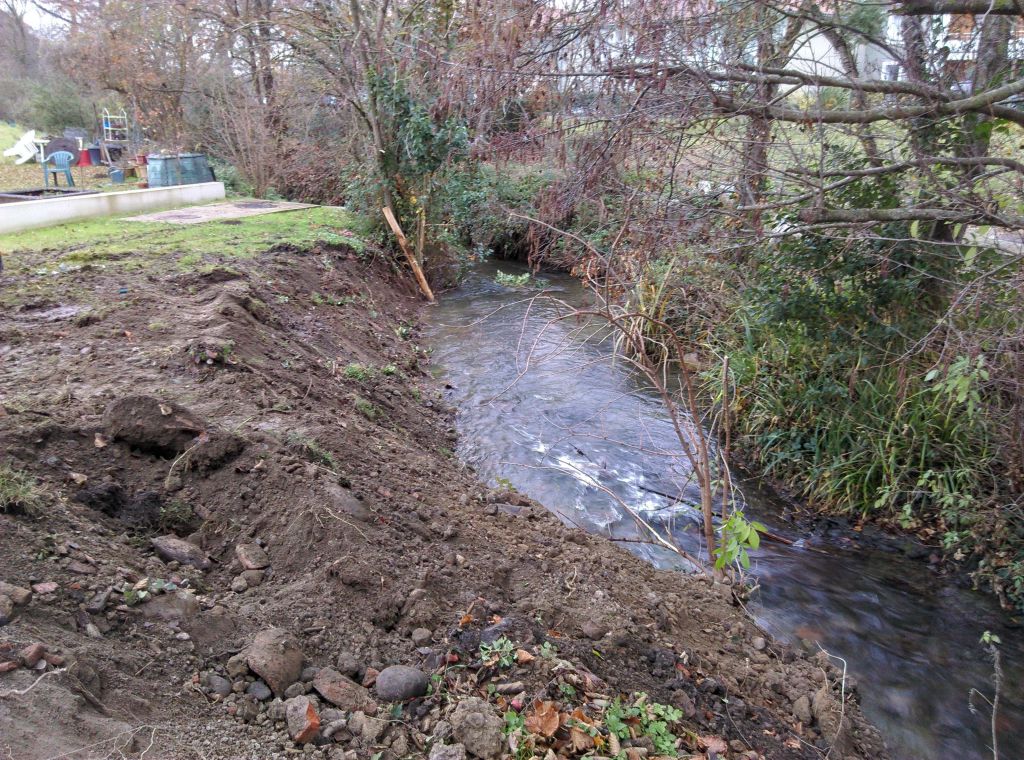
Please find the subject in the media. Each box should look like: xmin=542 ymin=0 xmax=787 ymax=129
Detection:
xmin=0 ymin=204 xmax=371 ymax=309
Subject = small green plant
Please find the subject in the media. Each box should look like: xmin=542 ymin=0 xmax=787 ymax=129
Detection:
xmin=605 ymin=694 xmax=683 ymax=757
xmin=495 ymin=476 xmax=517 ymax=492
xmin=159 ymin=499 xmax=195 ymax=533
xmin=0 ymin=463 xmax=44 ymax=515
xmin=344 ymin=363 xmax=373 ymax=381
xmin=122 ymin=577 xmax=178 ymax=606
xmin=539 ymin=641 xmax=558 ymax=659
xmin=288 ymin=434 xmax=339 ymax=470
xmin=381 ymin=364 xmax=398 ymax=376
xmin=395 ymin=323 xmax=413 ymax=340
xmin=714 ymin=511 xmax=766 ymax=572
xmin=503 ymin=708 xmax=525 ymax=736
xmin=495 ymin=270 xmax=533 ymax=288
xmin=354 ymin=397 xmax=379 ymax=420
xmin=311 ymin=292 xmax=326 ymax=305
xmin=479 ymin=636 xmax=517 ymax=668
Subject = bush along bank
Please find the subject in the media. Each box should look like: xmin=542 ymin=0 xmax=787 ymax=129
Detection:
xmin=612 ymin=221 xmax=1024 ymax=614
xmin=0 ymin=212 xmax=887 ymax=759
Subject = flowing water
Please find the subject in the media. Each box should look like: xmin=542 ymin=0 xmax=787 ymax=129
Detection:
xmin=425 ymin=262 xmax=1023 ymax=759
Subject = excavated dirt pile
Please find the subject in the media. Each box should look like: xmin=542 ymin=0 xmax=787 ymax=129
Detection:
xmin=0 ymin=241 xmax=889 ymax=759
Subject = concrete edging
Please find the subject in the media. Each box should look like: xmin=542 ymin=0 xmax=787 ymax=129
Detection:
xmin=0 ymin=182 xmax=227 ymax=235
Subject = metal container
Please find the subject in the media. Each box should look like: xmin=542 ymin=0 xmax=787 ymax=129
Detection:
xmin=146 ymin=153 xmax=214 ymax=188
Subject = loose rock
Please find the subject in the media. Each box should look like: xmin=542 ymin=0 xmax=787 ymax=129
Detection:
xmin=411 ymin=628 xmax=432 ymax=647
xmin=151 ymin=535 xmax=210 ymax=570
xmin=204 ymin=673 xmax=232 ymax=698
xmin=0 ymin=582 xmax=32 ymax=606
xmin=286 ymin=695 xmax=320 ymax=744
xmin=104 ymin=395 xmax=206 ymax=455
xmin=0 ymin=595 xmax=14 ymax=626
xmin=313 ymin=668 xmax=378 ymax=713
xmin=429 ymin=743 xmax=467 ymax=760
xmin=247 ymin=680 xmax=273 ymax=701
xmin=793 ymin=695 xmax=813 ymax=724
xmin=374 ymin=665 xmax=429 ymax=701
xmin=450 ymin=697 xmax=504 ymax=760
xmin=19 ymin=643 xmax=45 ymax=668
xmin=236 ymin=543 xmax=270 ymax=570
xmin=247 ymin=628 xmax=304 ymax=697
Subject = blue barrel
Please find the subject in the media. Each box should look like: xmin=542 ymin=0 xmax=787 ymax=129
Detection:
xmin=146 ymin=153 xmax=214 ymax=187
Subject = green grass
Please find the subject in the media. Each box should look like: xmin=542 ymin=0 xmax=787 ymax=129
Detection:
xmin=0 ymin=463 xmax=44 ymax=515
xmin=0 ymin=205 xmax=370 ymax=274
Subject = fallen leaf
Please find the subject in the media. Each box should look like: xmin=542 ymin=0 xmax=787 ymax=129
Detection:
xmin=159 ymin=403 xmax=172 ymax=416
xmin=516 ymin=649 xmax=535 ymax=664
xmin=569 ymin=726 xmax=594 ymax=751
xmin=459 ymin=613 xmax=474 ymax=627
xmin=699 ymin=735 xmax=728 ymax=753
xmin=524 ymin=700 xmax=560 ymax=737
xmin=94 ymin=433 xmax=108 ymax=448
xmin=70 ymin=472 xmax=88 ymax=485
xmin=784 ymin=737 xmax=802 ymax=749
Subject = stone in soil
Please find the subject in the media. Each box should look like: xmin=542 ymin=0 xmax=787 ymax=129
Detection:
xmin=103 ymin=395 xmax=206 ymax=456
xmin=313 ymin=668 xmax=378 ymax=713
xmin=335 ymin=652 xmax=360 ymax=678
xmin=286 ymin=696 xmax=320 ymax=744
xmin=247 ymin=628 xmax=304 ymax=697
xmin=450 ymin=697 xmax=504 ymax=760
xmin=151 ymin=535 xmax=210 ymax=570
xmin=793 ymin=695 xmax=813 ymax=724
xmin=429 ymin=743 xmax=467 ymax=760
xmin=19 ymin=643 xmax=45 ymax=668
xmin=348 ymin=711 xmax=386 ymax=743
xmin=203 ymin=673 xmax=232 ymax=698
xmin=0 ymin=582 xmax=32 ymax=606
xmin=236 ymin=543 xmax=270 ymax=570
xmin=246 ymin=680 xmax=273 ymax=701
xmin=31 ymin=581 xmax=58 ymax=595
xmin=230 ymin=575 xmax=248 ymax=593
xmin=138 ymin=590 xmax=199 ymax=623
xmin=240 ymin=569 xmax=264 ymax=587
xmin=0 ymin=595 xmax=13 ymax=626
xmin=411 ymin=628 xmax=432 ymax=647
xmin=374 ymin=665 xmax=429 ymax=701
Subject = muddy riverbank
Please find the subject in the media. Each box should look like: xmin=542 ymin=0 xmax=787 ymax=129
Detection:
xmin=0 ymin=217 xmax=887 ymax=759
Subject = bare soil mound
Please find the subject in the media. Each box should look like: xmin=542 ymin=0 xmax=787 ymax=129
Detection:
xmin=0 ymin=241 xmax=887 ymax=759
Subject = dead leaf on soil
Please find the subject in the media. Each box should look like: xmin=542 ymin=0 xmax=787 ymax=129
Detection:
xmin=69 ymin=472 xmax=88 ymax=485
xmin=699 ymin=735 xmax=728 ymax=753
xmin=94 ymin=433 xmax=108 ymax=448
xmin=516 ymin=648 xmax=535 ymax=664
xmin=524 ymin=700 xmax=561 ymax=737
xmin=159 ymin=403 xmax=173 ymax=416
xmin=569 ymin=726 xmax=594 ymax=752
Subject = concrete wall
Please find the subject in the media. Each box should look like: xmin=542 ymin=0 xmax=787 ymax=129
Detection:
xmin=0 ymin=182 xmax=226 ymax=235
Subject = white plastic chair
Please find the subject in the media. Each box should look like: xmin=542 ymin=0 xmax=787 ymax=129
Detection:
xmin=2 ymin=130 xmax=37 ymax=164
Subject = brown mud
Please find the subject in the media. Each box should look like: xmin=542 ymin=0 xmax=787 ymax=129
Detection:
xmin=0 ymin=239 xmax=888 ymax=759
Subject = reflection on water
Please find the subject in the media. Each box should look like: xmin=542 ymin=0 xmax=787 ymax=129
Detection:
xmin=425 ymin=262 xmax=1023 ymax=760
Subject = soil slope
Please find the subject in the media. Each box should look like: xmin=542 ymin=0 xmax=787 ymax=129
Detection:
xmin=0 ymin=214 xmax=888 ymax=760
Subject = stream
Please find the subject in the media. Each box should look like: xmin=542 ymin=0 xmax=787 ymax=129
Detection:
xmin=424 ymin=261 xmax=1023 ymax=759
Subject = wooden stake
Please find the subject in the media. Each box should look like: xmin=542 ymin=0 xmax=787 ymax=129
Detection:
xmin=382 ymin=206 xmax=435 ymax=302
